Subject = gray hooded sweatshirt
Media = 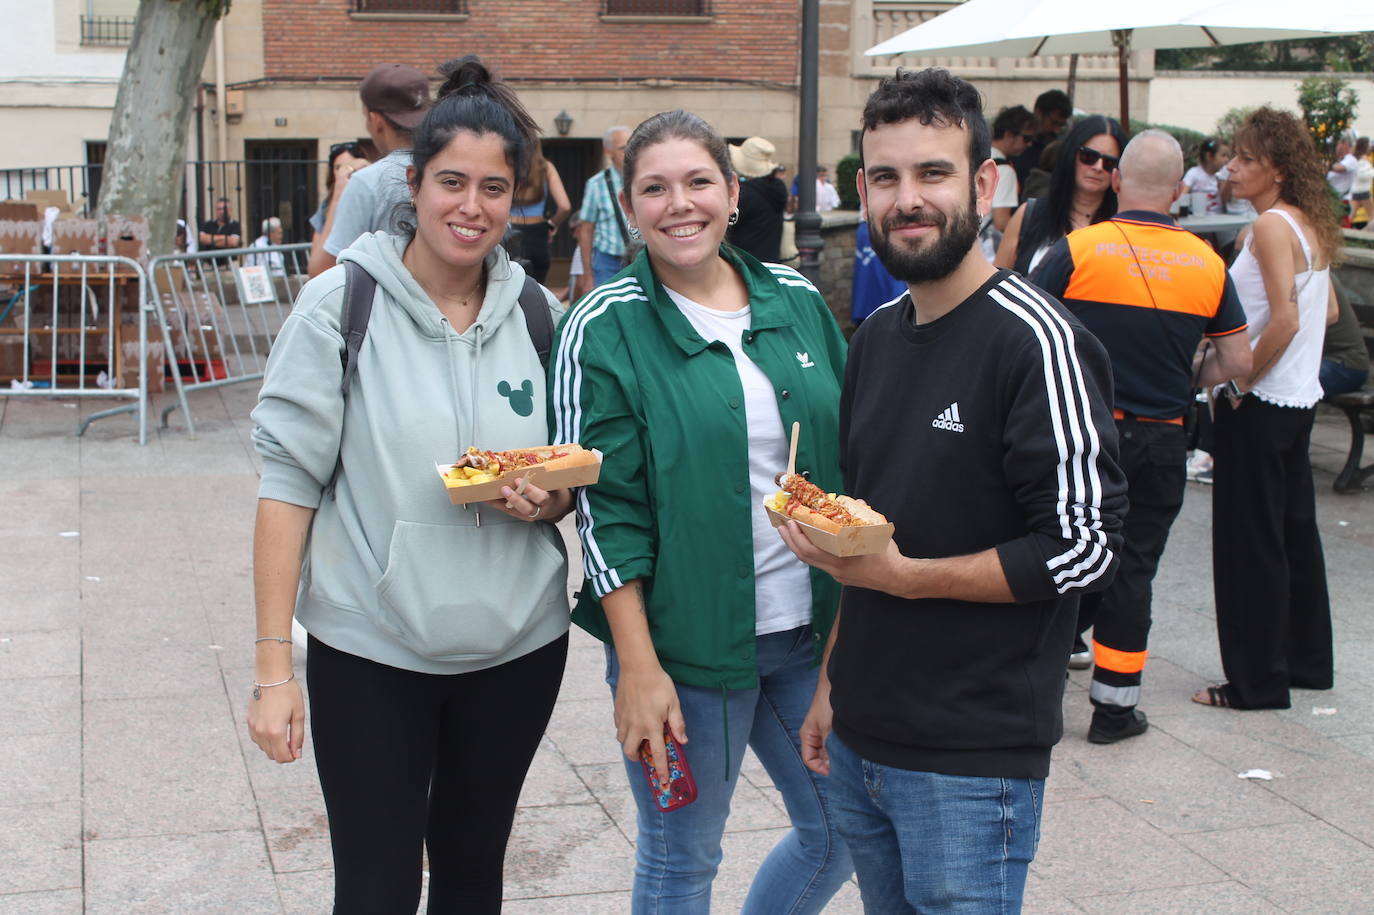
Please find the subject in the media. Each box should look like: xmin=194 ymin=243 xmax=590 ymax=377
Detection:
xmin=252 ymin=231 xmax=570 ymax=674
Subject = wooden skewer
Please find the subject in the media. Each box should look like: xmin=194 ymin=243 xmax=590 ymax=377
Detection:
xmin=787 ymin=421 xmax=800 ymax=479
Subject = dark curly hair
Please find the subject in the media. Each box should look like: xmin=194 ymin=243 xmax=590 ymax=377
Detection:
xmin=1233 ymin=106 xmax=1342 ymax=265
xmin=859 ymin=68 xmax=989 ymax=173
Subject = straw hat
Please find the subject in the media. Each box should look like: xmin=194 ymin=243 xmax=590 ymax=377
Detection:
xmin=730 ymin=136 xmax=779 ymax=178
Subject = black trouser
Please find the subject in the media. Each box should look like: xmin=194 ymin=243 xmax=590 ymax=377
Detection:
xmin=1212 ymin=396 xmax=1332 ymax=709
xmin=307 ymin=632 xmax=568 ymax=914
xmin=1079 ymin=420 xmax=1187 ymax=716
xmin=511 ymin=222 xmax=551 ymax=284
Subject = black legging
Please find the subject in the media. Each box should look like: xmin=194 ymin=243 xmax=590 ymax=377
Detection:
xmin=306 ymin=632 xmax=568 ymax=914
xmin=511 ymin=222 xmax=552 ymax=284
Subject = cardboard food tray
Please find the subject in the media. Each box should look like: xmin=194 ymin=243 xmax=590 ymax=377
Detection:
xmin=437 ymin=448 xmax=603 ymax=505
xmin=765 ymin=505 xmax=894 ymax=557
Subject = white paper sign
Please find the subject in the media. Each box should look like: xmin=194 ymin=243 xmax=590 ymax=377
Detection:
xmin=236 ymin=264 xmax=274 ymax=304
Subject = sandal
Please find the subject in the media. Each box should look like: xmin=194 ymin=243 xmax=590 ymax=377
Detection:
xmin=1191 ymin=684 xmax=1233 ymax=708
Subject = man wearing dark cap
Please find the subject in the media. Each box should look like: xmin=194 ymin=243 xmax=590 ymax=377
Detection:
xmin=308 ymin=63 xmax=431 ymax=277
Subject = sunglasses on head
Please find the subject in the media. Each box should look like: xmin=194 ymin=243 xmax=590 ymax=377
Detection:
xmin=1077 ymin=146 xmax=1119 ymax=171
xmin=329 ymin=141 xmax=364 ymax=160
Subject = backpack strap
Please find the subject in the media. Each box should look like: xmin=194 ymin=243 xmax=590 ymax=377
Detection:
xmin=605 ymin=168 xmax=632 ymax=248
xmin=518 ymin=274 xmax=553 ymax=370
xmin=325 ymin=260 xmax=377 ymax=500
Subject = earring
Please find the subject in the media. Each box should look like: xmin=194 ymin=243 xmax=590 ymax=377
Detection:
xmin=628 ymin=225 xmax=641 ymax=239
xmin=728 ymin=208 xmax=740 ymax=226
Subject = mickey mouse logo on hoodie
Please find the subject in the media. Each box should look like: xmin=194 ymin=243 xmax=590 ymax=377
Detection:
xmin=498 ymin=379 xmax=536 ymax=417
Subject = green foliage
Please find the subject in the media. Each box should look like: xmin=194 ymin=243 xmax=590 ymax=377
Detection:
xmin=1128 ymin=120 xmax=1208 ymax=168
xmin=1215 ymin=107 xmax=1258 ymax=144
xmin=1297 ymin=75 xmax=1359 ymax=159
xmin=835 ymin=154 xmax=861 ymax=211
xmin=1156 ymin=35 xmax=1373 ymax=72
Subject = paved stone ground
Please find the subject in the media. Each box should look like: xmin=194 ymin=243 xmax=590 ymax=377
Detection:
xmin=1 ymin=383 xmax=1371 ymax=913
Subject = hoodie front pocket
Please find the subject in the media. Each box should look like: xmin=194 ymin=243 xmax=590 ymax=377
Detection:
xmin=374 ymin=519 xmax=567 ymax=661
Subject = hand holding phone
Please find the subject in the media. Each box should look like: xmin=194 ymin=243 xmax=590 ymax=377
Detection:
xmin=639 ymin=724 xmax=698 ymax=812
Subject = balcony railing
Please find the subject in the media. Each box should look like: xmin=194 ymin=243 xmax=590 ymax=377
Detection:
xmin=602 ymin=0 xmax=712 ymax=16
xmin=79 ymin=14 xmax=135 ymax=46
xmin=353 ymin=0 xmax=467 ymax=12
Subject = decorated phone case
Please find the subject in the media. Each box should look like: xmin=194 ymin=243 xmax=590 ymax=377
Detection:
xmin=639 ymin=724 xmax=698 ymax=812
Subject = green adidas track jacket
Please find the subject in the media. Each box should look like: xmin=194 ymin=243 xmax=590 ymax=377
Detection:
xmin=550 ymin=245 xmax=848 ymax=690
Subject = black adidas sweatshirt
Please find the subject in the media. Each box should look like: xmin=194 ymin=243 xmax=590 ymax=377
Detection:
xmin=830 ymin=269 xmax=1127 ymax=779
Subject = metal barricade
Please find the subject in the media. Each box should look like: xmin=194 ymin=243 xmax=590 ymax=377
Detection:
xmin=147 ymin=243 xmax=311 ymax=437
xmin=0 ymin=254 xmax=153 ymax=443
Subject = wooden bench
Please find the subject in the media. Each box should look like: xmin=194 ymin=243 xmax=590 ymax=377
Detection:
xmin=1324 ymin=388 xmax=1374 ymax=493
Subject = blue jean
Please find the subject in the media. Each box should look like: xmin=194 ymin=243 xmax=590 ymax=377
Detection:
xmin=606 ymin=626 xmax=852 ymax=914
xmin=593 ymin=248 xmax=624 ymax=286
xmin=1320 ymin=358 xmax=1368 ymax=398
xmin=826 ymin=732 xmax=1042 ymax=914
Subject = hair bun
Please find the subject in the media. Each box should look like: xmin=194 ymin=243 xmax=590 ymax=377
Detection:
xmin=438 ymin=55 xmax=491 ymax=99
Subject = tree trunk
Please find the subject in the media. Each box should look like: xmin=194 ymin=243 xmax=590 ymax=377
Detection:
xmin=98 ymin=0 xmax=228 ymax=256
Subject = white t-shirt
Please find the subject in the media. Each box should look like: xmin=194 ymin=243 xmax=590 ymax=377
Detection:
xmin=1351 ymin=157 xmax=1374 ymax=196
xmin=1328 ymin=154 xmax=1357 ymax=198
xmin=664 ymin=286 xmax=812 ymax=636
xmin=816 ymin=180 xmax=841 ymax=213
xmin=991 ymin=149 xmax=1019 ymax=211
xmin=1182 ymin=165 xmax=1222 ymax=214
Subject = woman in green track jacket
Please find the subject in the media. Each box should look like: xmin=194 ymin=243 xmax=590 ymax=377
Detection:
xmin=551 ymin=110 xmax=853 ymax=913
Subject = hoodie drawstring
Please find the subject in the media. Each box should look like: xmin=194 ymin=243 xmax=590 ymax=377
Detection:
xmin=442 ymin=317 xmax=481 ymax=526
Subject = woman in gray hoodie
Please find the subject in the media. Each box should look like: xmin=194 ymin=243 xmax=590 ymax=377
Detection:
xmin=247 ymin=57 xmax=571 ymax=912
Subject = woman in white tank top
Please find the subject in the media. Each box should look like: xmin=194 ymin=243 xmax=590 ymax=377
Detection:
xmin=1194 ymin=106 xmax=1341 ymax=712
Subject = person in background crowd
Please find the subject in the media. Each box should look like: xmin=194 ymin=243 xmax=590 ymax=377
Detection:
xmin=727 ymin=135 xmax=790 ymax=262
xmin=175 ymin=218 xmax=197 ymax=254
xmin=308 ymin=141 xmax=371 ymax=273
xmin=815 ymin=165 xmax=842 ymax=212
xmin=1034 ymin=130 xmax=1252 ymax=744
xmin=561 ymin=210 xmax=584 ymax=302
xmin=1350 ymin=136 xmax=1372 ymax=229
xmin=246 ymin=216 xmax=286 ymax=275
xmin=248 ymin=56 xmax=571 ymax=913
xmin=1326 ymin=137 xmax=1357 ymax=210
xmin=1182 ymin=137 xmax=1231 ymax=215
xmin=555 ymin=109 xmax=853 ymax=914
xmin=780 ymin=67 xmax=1124 ymax=912
xmin=989 ymin=105 xmax=1034 ymax=231
xmin=788 ymin=164 xmax=842 ymax=213
xmin=851 ymin=201 xmax=906 ymax=324
xmin=510 ymin=142 xmax=572 ymax=284
xmin=1321 ymin=281 xmax=1370 ymax=396
xmin=997 ymin=115 xmax=1128 ymax=276
xmin=1019 ymin=138 xmax=1062 ymax=204
xmin=199 ymin=197 xmax=241 ymax=250
xmin=1194 ymin=106 xmax=1340 ymax=711
xmin=308 ymin=63 xmax=432 ymax=278
xmin=1011 ymin=88 xmax=1072 ymax=186
xmin=574 ymin=126 xmax=632 ymax=297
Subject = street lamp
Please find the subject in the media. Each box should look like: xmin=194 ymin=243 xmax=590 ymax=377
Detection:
xmin=795 ymin=0 xmax=823 ymax=286
xmin=554 ymin=110 xmax=573 ymax=137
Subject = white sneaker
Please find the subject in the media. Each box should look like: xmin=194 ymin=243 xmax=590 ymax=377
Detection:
xmin=1186 ymin=451 xmax=1213 ymax=483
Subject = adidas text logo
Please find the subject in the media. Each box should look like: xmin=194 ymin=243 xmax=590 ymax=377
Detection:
xmin=931 ymin=402 xmax=965 ymax=433
xmin=795 ymin=351 xmax=815 ymax=368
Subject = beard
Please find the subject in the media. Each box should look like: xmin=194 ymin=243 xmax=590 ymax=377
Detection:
xmin=869 ymin=188 xmax=980 ymax=284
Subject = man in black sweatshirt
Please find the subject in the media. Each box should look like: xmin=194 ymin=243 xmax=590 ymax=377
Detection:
xmin=779 ymin=69 xmax=1127 ymax=911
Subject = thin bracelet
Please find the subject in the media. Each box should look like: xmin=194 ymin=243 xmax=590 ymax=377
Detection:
xmin=255 ymin=636 xmax=292 ymax=645
xmin=252 ymin=673 xmax=295 ymax=700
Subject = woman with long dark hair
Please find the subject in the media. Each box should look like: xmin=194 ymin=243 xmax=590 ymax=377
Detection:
xmin=510 ymin=141 xmax=572 ymax=283
xmin=553 ymin=110 xmax=852 ymax=912
xmin=248 ymin=57 xmax=572 ymax=912
xmin=308 ymin=141 xmax=370 ymax=270
xmin=1193 ymin=106 xmax=1340 ymax=711
xmin=996 ymin=115 xmax=1128 ymax=275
